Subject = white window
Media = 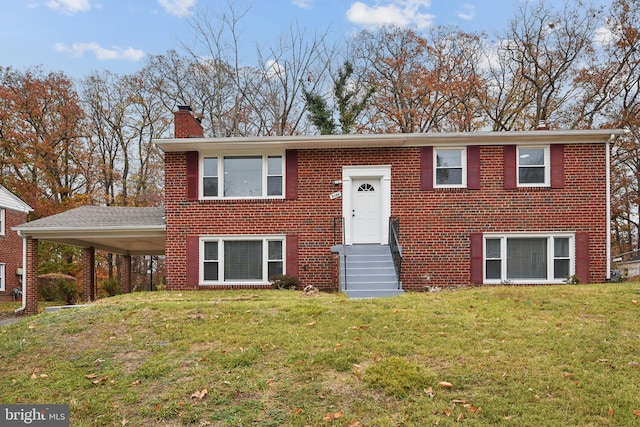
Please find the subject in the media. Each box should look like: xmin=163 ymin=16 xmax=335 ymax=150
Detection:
xmin=0 ymin=263 xmax=4 ymax=291
xmin=201 ymin=154 xmax=284 ymax=199
xmin=0 ymin=208 xmax=4 ymax=236
xmin=484 ymin=233 xmax=574 ymax=284
xmin=518 ymin=146 xmax=549 ymax=186
xmin=200 ymin=236 xmax=285 ymax=284
xmin=435 ymin=148 xmax=466 ymax=188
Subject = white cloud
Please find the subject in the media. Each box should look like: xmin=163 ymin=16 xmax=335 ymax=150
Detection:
xmin=457 ymin=4 xmax=475 ymax=21
xmin=46 ymin=0 xmax=91 ymax=14
xmin=265 ymin=59 xmax=285 ymax=79
xmin=158 ymin=0 xmax=195 ymax=17
xmin=292 ymin=0 xmax=314 ymax=9
xmin=346 ymin=0 xmax=434 ymax=29
xmin=594 ymin=26 xmax=614 ymax=46
xmin=54 ymin=42 xmax=145 ymax=61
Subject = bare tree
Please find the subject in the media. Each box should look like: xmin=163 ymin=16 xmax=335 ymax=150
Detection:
xmin=351 ymin=26 xmax=486 ymax=133
xmin=180 ymin=2 xmax=333 ymax=136
xmin=497 ymin=0 xmax=601 ymax=129
xmin=248 ymin=24 xmax=333 ymax=135
xmin=81 ymin=70 xmax=165 ymax=206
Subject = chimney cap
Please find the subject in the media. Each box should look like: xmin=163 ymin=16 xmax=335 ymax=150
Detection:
xmin=177 ymin=105 xmax=193 ymax=112
xmin=536 ymin=120 xmax=550 ymax=130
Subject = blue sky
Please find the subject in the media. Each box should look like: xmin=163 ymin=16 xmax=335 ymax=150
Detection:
xmin=0 ymin=0 xmax=602 ymax=79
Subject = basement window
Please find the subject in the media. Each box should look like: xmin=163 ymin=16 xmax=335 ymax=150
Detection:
xmin=484 ymin=233 xmax=574 ymax=284
xmin=200 ymin=236 xmax=284 ymax=284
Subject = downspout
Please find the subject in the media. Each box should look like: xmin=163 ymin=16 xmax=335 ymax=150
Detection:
xmin=14 ymin=233 xmax=27 ymax=314
xmin=606 ymin=135 xmax=613 ymax=281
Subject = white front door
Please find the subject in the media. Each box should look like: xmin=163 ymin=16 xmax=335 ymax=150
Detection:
xmin=351 ymin=179 xmax=382 ymax=243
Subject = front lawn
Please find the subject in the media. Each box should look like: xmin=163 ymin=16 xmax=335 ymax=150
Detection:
xmin=1 ymin=284 xmax=639 ymax=426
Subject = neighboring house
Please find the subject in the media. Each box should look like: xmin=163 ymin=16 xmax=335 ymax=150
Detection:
xmin=612 ymin=253 xmax=640 ymax=279
xmin=0 ymin=185 xmax=32 ymax=302
xmin=156 ymin=106 xmax=623 ymax=297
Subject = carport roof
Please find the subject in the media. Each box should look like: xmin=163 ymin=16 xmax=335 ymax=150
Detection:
xmin=13 ymin=206 xmax=166 ymax=256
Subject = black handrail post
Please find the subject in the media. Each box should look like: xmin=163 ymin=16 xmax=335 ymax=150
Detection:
xmin=342 ymin=217 xmax=347 ymax=291
xmin=388 ymin=217 xmax=403 ymax=289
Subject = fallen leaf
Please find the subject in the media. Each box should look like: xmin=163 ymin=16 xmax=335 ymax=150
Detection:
xmin=562 ymin=372 xmax=575 ymax=378
xmin=632 ymin=300 xmax=638 ymax=305
xmin=445 ymin=407 xmax=452 ymax=417
xmin=424 ymin=387 xmax=434 ymax=397
xmin=306 ymin=320 xmax=317 ymax=326
xmin=439 ymin=381 xmax=453 ymax=389
xmin=452 ymin=399 xmax=467 ymax=404
xmin=28 ymin=324 xmax=36 ymax=330
xmin=323 ymin=411 xmax=343 ymax=421
xmin=85 ymin=374 xmax=98 ymax=380
xmin=609 ymin=407 xmax=614 ymax=417
xmin=293 ymin=408 xmax=304 ymax=415
xmin=92 ymin=376 xmax=108 ymax=384
xmin=464 ymin=404 xmax=482 ymax=413
xmin=457 ymin=413 xmax=464 ymax=422
xmin=347 ymin=422 xmax=364 ymax=427
xmin=633 ymin=409 xmax=640 ymax=416
xmin=334 ymin=343 xmax=341 ymax=352
xmin=190 ymin=388 xmax=208 ymax=400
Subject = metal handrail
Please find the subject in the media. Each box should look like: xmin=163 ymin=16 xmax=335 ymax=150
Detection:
xmin=333 ymin=217 xmax=348 ymax=290
xmin=389 ymin=217 xmax=403 ymax=289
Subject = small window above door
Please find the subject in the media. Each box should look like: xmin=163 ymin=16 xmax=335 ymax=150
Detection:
xmin=357 ymin=183 xmax=375 ymax=192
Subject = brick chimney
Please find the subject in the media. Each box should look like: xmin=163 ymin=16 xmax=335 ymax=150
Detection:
xmin=535 ymin=120 xmax=550 ymax=130
xmin=174 ymin=105 xmax=203 ymax=138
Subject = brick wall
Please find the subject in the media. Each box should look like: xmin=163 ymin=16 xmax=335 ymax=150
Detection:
xmin=0 ymin=208 xmax=27 ymax=302
xmin=164 ymin=143 xmax=607 ymax=291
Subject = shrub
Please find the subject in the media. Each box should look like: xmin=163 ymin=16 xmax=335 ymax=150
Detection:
xmin=364 ymin=356 xmax=435 ymax=398
xmin=269 ymin=274 xmax=300 ymax=290
xmin=100 ymin=278 xmax=121 ymax=297
xmin=37 ymin=273 xmax=79 ymax=304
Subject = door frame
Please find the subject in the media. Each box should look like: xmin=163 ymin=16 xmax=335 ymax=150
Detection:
xmin=342 ymin=165 xmax=391 ymax=245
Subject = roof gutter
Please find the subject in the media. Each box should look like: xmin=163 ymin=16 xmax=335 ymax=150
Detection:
xmin=14 ymin=233 xmax=26 ymax=315
xmin=155 ymin=129 xmax=626 ymax=153
xmin=606 ymin=133 xmax=615 ymax=280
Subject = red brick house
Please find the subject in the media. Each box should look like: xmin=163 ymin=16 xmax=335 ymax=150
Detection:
xmin=156 ymin=106 xmax=623 ymax=297
xmin=13 ymin=106 xmax=624 ymax=312
xmin=0 ymin=184 xmax=31 ymax=302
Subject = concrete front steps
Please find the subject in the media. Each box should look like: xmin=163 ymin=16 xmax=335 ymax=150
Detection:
xmin=333 ymin=244 xmax=403 ymax=299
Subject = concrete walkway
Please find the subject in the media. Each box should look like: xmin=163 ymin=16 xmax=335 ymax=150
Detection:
xmin=0 ymin=317 xmax=22 ymax=327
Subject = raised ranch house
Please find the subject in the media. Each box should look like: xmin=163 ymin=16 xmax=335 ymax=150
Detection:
xmin=14 ymin=106 xmax=623 ymax=314
xmin=0 ymin=185 xmax=31 ymax=302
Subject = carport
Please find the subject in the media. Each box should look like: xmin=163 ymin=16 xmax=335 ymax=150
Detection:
xmin=13 ymin=206 xmax=166 ymax=315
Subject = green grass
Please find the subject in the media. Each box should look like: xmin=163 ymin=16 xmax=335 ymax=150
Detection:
xmin=1 ymin=285 xmax=640 ymax=426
